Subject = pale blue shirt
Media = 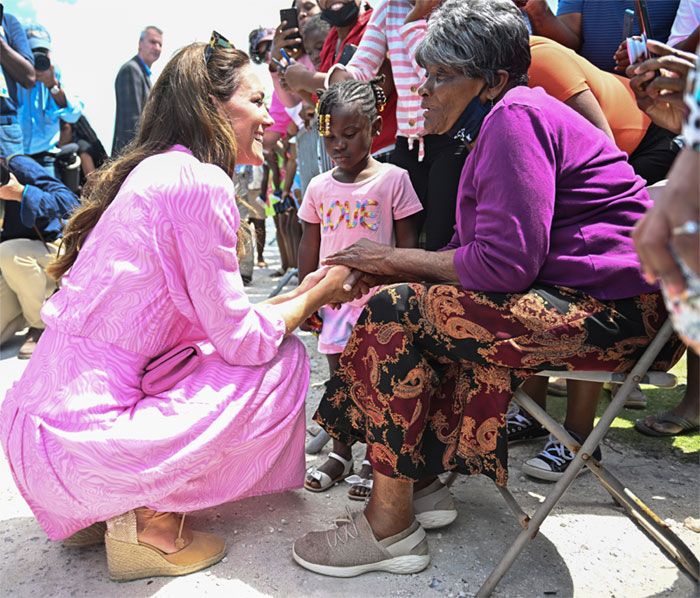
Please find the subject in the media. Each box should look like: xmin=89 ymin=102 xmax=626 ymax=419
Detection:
xmin=17 ymin=68 xmax=84 ymax=155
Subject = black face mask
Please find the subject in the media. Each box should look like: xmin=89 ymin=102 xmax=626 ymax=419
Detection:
xmin=448 ymin=85 xmax=493 ymax=145
xmin=320 ymin=2 xmax=360 ymax=27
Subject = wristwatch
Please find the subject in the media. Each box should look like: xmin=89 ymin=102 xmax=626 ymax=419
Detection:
xmin=49 ymin=84 xmax=61 ymax=96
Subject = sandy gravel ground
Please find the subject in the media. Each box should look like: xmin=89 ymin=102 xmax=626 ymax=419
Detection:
xmin=0 ymin=224 xmax=698 ymax=597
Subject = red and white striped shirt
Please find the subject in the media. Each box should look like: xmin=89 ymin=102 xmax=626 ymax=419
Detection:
xmin=344 ymin=0 xmax=427 ymax=145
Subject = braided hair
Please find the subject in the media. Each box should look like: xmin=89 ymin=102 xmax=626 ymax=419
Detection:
xmin=316 ymin=76 xmax=387 ymax=136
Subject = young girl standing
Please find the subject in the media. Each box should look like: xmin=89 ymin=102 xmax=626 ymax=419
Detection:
xmin=298 ymin=78 xmax=422 ymax=499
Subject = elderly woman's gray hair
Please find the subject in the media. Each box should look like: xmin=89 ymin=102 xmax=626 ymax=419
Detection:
xmin=416 ymin=0 xmax=531 ymax=88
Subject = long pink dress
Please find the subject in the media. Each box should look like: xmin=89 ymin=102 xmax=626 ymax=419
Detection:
xmin=0 ymin=146 xmax=309 ymax=540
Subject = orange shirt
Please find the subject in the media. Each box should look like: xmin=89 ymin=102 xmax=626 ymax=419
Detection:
xmin=528 ymin=36 xmax=650 ymax=155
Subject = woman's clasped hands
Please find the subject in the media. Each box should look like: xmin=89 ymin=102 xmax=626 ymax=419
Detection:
xmin=299 ymin=264 xmax=371 ymax=307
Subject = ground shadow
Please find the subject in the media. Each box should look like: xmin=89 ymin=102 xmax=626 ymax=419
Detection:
xmin=0 ymin=516 xmax=175 ymax=597
xmin=0 ymin=485 xmax=574 ymax=598
xmin=0 ymin=334 xmax=23 ymax=361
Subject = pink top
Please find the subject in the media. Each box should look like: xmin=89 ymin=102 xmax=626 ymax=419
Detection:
xmin=344 ymin=0 xmax=427 ymax=142
xmin=298 ymin=162 xmax=422 ymax=306
xmin=268 ymin=92 xmax=293 ymax=135
xmin=45 ymin=146 xmax=287 ymax=360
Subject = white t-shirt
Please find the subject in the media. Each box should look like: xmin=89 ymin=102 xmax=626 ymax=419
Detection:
xmin=668 ymin=0 xmax=700 ymax=47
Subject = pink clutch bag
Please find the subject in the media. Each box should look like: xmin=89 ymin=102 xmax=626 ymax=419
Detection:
xmin=141 ymin=343 xmax=202 ymax=395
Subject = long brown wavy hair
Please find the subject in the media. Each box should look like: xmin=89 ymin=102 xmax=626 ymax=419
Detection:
xmin=48 ymin=43 xmax=251 ymax=280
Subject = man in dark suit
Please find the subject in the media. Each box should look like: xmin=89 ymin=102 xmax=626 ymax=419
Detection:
xmin=112 ymin=26 xmax=163 ymax=156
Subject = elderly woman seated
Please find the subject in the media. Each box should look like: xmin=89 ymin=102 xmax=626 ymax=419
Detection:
xmin=292 ymin=0 xmax=683 ymax=578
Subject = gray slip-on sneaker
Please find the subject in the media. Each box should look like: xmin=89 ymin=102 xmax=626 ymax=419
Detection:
xmin=293 ymin=512 xmax=430 ymax=577
xmin=335 ymin=478 xmax=458 ymax=530
xmin=413 ymin=479 xmax=458 ymax=529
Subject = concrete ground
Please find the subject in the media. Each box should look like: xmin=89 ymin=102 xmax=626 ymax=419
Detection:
xmin=0 ymin=224 xmax=698 ymax=597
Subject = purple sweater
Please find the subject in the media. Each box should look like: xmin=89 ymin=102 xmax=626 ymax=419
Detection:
xmin=445 ymin=86 xmax=657 ymax=301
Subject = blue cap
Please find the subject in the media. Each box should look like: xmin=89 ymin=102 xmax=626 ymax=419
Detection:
xmin=24 ymin=23 xmax=52 ymax=51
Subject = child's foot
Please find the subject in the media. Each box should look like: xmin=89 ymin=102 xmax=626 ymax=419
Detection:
xmin=304 ymin=452 xmax=353 ymax=492
xmin=347 ymin=459 xmax=373 ymax=501
xmin=522 ymin=432 xmax=602 ymax=482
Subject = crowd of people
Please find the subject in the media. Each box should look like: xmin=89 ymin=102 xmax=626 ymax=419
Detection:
xmin=0 ymin=0 xmax=698 ymax=585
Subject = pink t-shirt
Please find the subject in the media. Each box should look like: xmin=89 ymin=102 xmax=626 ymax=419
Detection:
xmin=299 ymin=162 xmax=423 ymax=307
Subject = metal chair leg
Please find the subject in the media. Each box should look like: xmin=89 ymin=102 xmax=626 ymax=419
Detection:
xmin=495 ymin=486 xmax=530 ymax=530
xmin=444 ymin=472 xmax=459 ymax=487
xmin=477 ymin=446 xmax=591 ymax=597
xmin=587 ymin=459 xmax=699 ymax=582
xmin=478 ymin=320 xmax=686 ymax=596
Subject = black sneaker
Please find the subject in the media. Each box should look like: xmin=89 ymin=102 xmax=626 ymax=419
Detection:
xmin=521 ymin=431 xmax=602 ymax=482
xmin=507 ymin=404 xmax=548 ymax=444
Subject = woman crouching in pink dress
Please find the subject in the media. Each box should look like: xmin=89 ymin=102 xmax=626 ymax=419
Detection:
xmin=0 ymin=34 xmax=363 ymax=581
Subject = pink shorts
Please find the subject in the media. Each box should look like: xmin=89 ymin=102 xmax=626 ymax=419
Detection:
xmin=318 ymin=303 xmax=367 ymax=355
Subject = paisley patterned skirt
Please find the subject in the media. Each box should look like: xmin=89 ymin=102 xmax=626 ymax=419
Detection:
xmin=315 ymin=284 xmax=682 ymax=486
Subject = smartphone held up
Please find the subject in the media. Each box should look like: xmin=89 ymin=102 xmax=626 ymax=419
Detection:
xmin=627 ymin=34 xmax=651 ymax=65
xmin=625 ymin=0 xmax=654 ymax=65
xmin=280 ymin=7 xmax=302 ymax=58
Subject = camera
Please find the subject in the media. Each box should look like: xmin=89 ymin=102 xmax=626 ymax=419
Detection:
xmin=32 ymin=48 xmax=51 ymax=72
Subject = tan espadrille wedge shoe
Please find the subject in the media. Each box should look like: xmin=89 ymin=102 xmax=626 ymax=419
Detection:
xmin=63 ymin=521 xmax=107 ymax=548
xmin=105 ymin=509 xmax=226 ymax=581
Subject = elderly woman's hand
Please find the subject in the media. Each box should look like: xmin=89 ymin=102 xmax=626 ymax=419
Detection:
xmin=322 ymin=239 xmax=396 ymax=278
xmin=0 ymin=172 xmax=24 ymax=201
xmin=626 ymin=40 xmax=697 ymax=134
xmin=633 ymin=148 xmax=700 ymax=298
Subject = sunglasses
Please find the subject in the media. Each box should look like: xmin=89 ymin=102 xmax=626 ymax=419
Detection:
xmin=204 ymin=30 xmax=234 ymax=64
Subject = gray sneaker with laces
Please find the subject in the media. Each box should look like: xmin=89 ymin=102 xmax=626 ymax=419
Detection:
xmin=293 ymin=511 xmax=430 ymax=577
